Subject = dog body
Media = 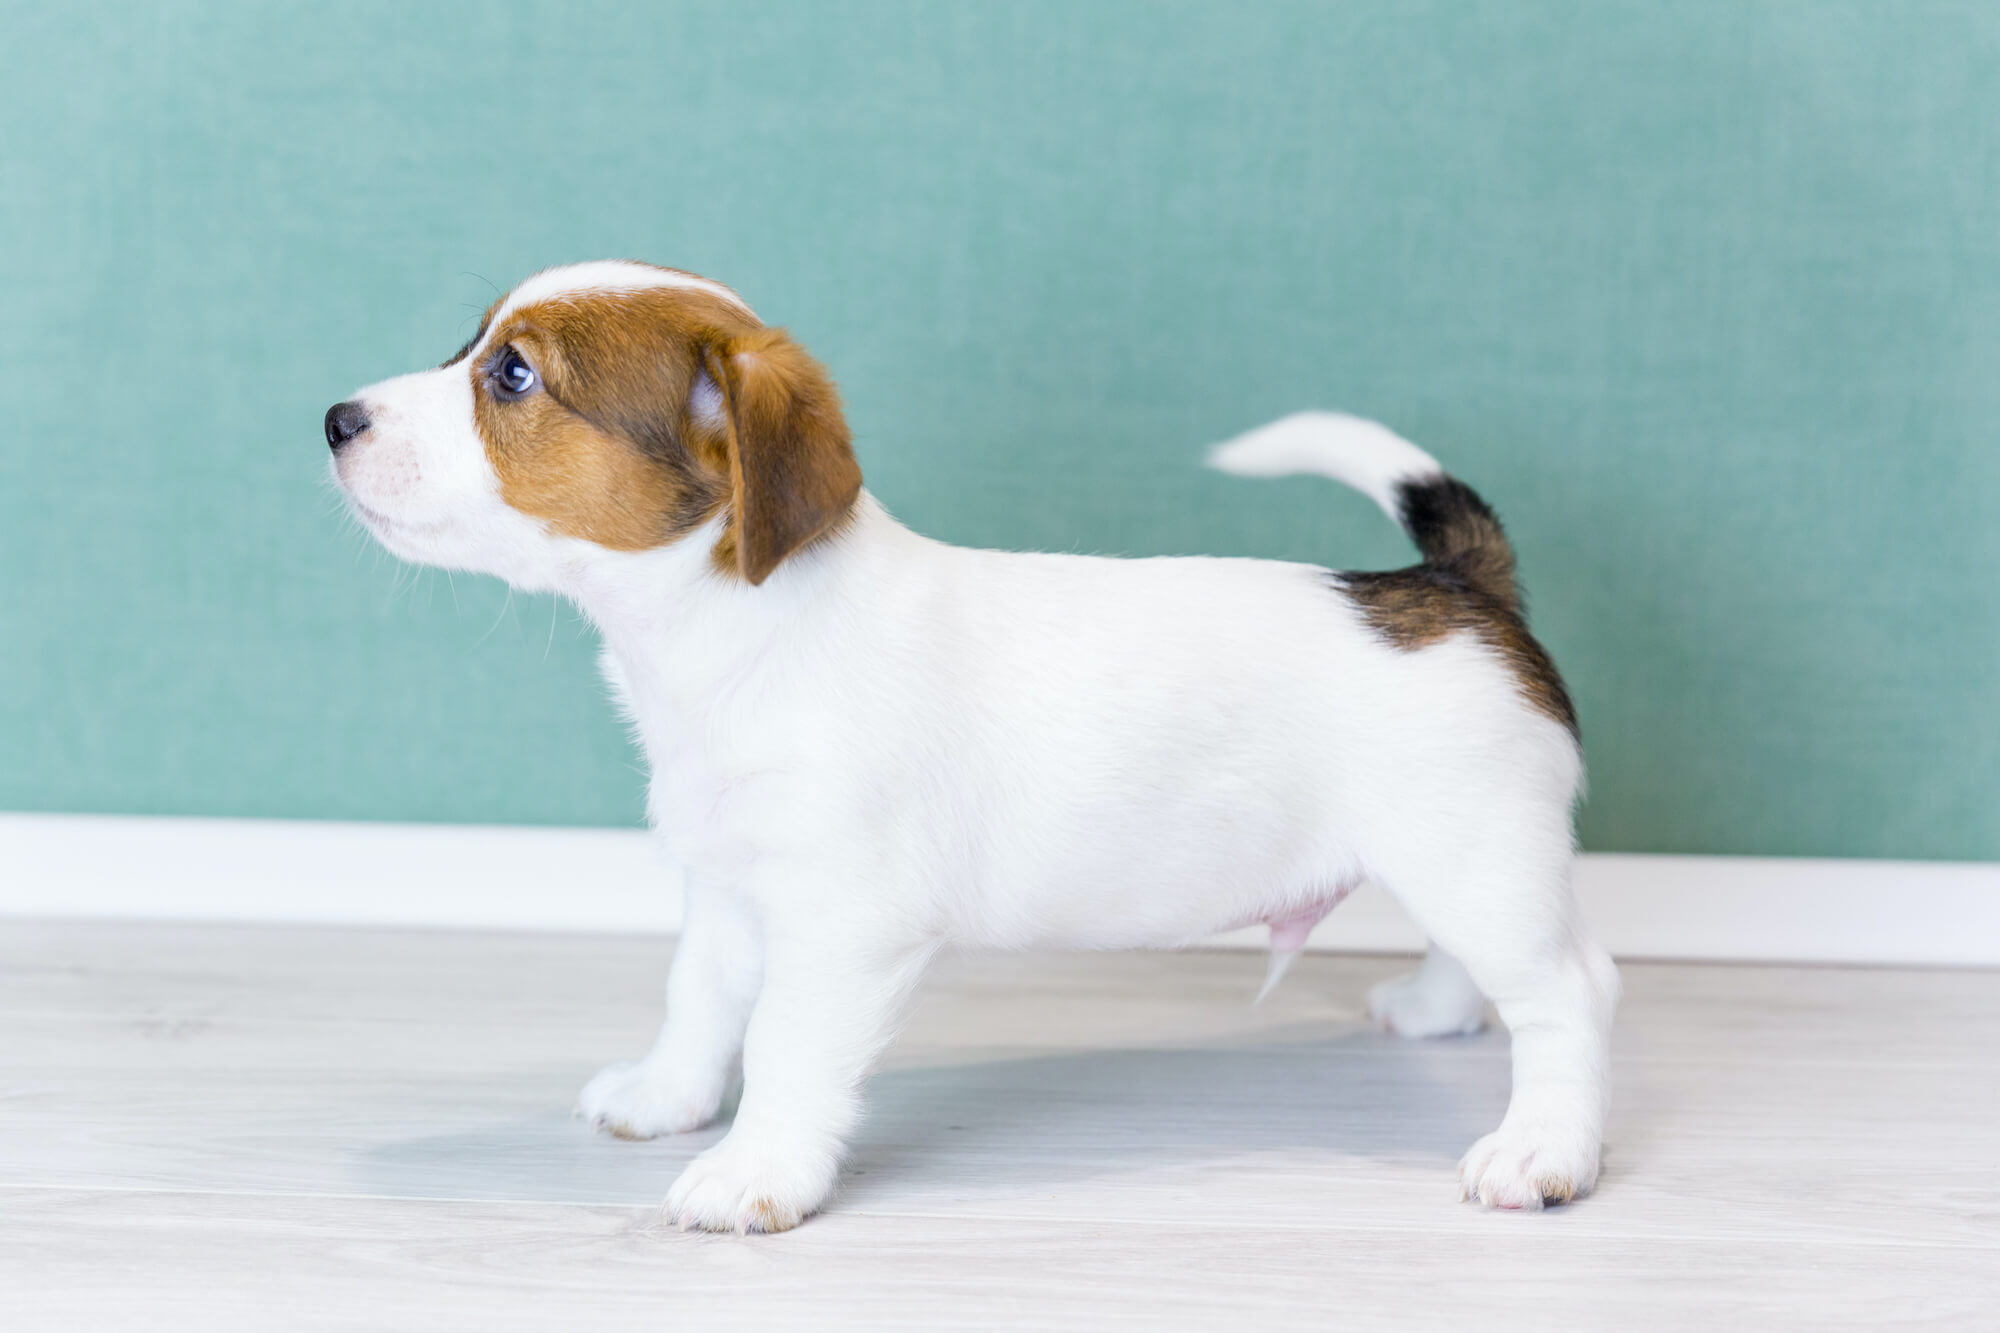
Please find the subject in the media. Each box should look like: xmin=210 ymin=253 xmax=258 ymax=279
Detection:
xmin=330 ymin=261 xmax=1618 ymax=1232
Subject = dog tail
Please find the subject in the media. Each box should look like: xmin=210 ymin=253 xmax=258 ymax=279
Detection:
xmin=1205 ymin=412 xmax=1519 ymax=612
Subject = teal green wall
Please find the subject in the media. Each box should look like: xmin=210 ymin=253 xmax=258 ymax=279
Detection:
xmin=3 ymin=2 xmax=1995 ymax=859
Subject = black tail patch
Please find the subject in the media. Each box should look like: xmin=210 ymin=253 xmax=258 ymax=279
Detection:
xmin=1395 ymin=477 xmax=1519 ymax=612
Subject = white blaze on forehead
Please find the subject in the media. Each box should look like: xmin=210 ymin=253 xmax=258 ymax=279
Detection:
xmin=464 ymin=261 xmax=758 ymax=364
xmin=504 ymin=261 xmax=754 ymax=323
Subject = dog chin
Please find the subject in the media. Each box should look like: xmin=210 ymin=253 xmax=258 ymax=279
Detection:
xmin=338 ymin=491 xmax=448 ymax=567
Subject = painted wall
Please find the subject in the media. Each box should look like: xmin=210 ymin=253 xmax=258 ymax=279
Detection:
xmin=3 ymin=2 xmax=1994 ymax=859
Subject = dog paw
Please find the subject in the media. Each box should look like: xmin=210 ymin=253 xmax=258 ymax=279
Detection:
xmin=1368 ymin=970 xmax=1486 ymax=1038
xmin=576 ymin=1059 xmax=721 ymax=1140
xmin=1459 ymin=1118 xmax=1600 ymax=1210
xmin=664 ymin=1134 xmax=838 ymax=1234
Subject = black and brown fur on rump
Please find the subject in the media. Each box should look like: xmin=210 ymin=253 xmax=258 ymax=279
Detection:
xmin=1341 ymin=477 xmax=1578 ymax=736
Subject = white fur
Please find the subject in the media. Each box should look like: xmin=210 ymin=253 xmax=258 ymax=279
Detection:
xmin=686 ymin=368 xmax=726 ymax=430
xmin=333 ymin=267 xmax=1619 ymax=1230
xmin=500 ymin=260 xmax=756 ymax=325
xmin=1208 ymin=410 xmax=1442 ymax=520
xmin=1369 ymin=943 xmax=1488 ymax=1038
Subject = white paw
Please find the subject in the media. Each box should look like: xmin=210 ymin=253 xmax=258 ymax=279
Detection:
xmin=1368 ymin=970 xmax=1486 ymax=1038
xmin=576 ymin=1059 xmax=722 ymax=1140
xmin=664 ymin=1132 xmax=839 ymax=1234
xmin=1459 ymin=1117 xmax=1601 ymax=1210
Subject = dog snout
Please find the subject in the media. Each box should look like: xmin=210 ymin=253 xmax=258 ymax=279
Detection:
xmin=324 ymin=400 xmax=372 ymax=451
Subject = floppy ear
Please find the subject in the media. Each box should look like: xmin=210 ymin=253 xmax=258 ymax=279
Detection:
xmin=701 ymin=327 xmax=862 ymax=585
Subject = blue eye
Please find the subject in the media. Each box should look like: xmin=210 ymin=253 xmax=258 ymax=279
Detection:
xmin=491 ymin=347 xmax=538 ymax=399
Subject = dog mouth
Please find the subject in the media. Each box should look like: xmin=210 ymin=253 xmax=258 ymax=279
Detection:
xmin=329 ymin=456 xmax=404 ymax=530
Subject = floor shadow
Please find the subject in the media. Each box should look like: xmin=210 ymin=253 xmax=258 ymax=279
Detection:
xmin=351 ymin=1027 xmax=1508 ymax=1208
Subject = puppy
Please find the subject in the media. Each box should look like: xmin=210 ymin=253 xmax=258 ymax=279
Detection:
xmin=329 ymin=260 xmax=1618 ymax=1232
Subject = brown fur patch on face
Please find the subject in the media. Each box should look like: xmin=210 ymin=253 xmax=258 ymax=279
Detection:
xmin=472 ymin=287 xmax=758 ymax=552
xmin=1342 ymin=566 xmax=1579 ymax=737
xmin=469 ymin=279 xmax=862 ymax=579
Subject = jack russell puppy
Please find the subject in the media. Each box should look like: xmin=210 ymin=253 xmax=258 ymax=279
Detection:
xmin=327 ymin=260 xmax=1619 ymax=1233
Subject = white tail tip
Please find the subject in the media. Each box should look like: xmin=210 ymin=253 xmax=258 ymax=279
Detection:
xmin=1206 ymin=411 xmax=1442 ymax=520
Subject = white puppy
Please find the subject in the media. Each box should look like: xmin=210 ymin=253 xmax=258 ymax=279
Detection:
xmin=329 ymin=260 xmax=1618 ymax=1232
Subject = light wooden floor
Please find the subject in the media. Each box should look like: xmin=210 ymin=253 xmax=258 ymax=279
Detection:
xmin=0 ymin=921 xmax=1994 ymax=1330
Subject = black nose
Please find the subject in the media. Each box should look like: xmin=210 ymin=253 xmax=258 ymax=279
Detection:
xmin=325 ymin=401 xmax=371 ymax=450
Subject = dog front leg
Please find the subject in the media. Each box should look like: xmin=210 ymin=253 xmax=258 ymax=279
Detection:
xmin=664 ymin=922 xmax=935 ymax=1233
xmin=577 ymin=879 xmax=762 ymax=1139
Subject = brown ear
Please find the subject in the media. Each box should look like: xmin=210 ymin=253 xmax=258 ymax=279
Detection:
xmin=702 ymin=327 xmax=862 ymax=585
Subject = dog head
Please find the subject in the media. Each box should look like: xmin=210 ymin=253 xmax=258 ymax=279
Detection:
xmin=327 ymin=261 xmax=861 ymax=589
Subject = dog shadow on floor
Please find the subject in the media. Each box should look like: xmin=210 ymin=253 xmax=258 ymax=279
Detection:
xmin=351 ymin=1026 xmax=1508 ymax=1210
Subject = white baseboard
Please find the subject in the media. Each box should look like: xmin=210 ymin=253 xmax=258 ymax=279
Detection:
xmin=3 ymin=812 xmax=1995 ymax=966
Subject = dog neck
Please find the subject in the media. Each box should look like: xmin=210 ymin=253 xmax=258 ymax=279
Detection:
xmin=557 ymin=491 xmax=913 ymax=742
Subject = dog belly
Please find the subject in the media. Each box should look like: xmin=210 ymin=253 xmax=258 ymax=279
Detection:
xmin=948 ymin=800 xmax=1354 ymax=952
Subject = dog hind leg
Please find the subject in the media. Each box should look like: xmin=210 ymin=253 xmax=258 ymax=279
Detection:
xmin=1384 ymin=855 xmax=1619 ymax=1209
xmin=1368 ymin=941 xmax=1488 ymax=1037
